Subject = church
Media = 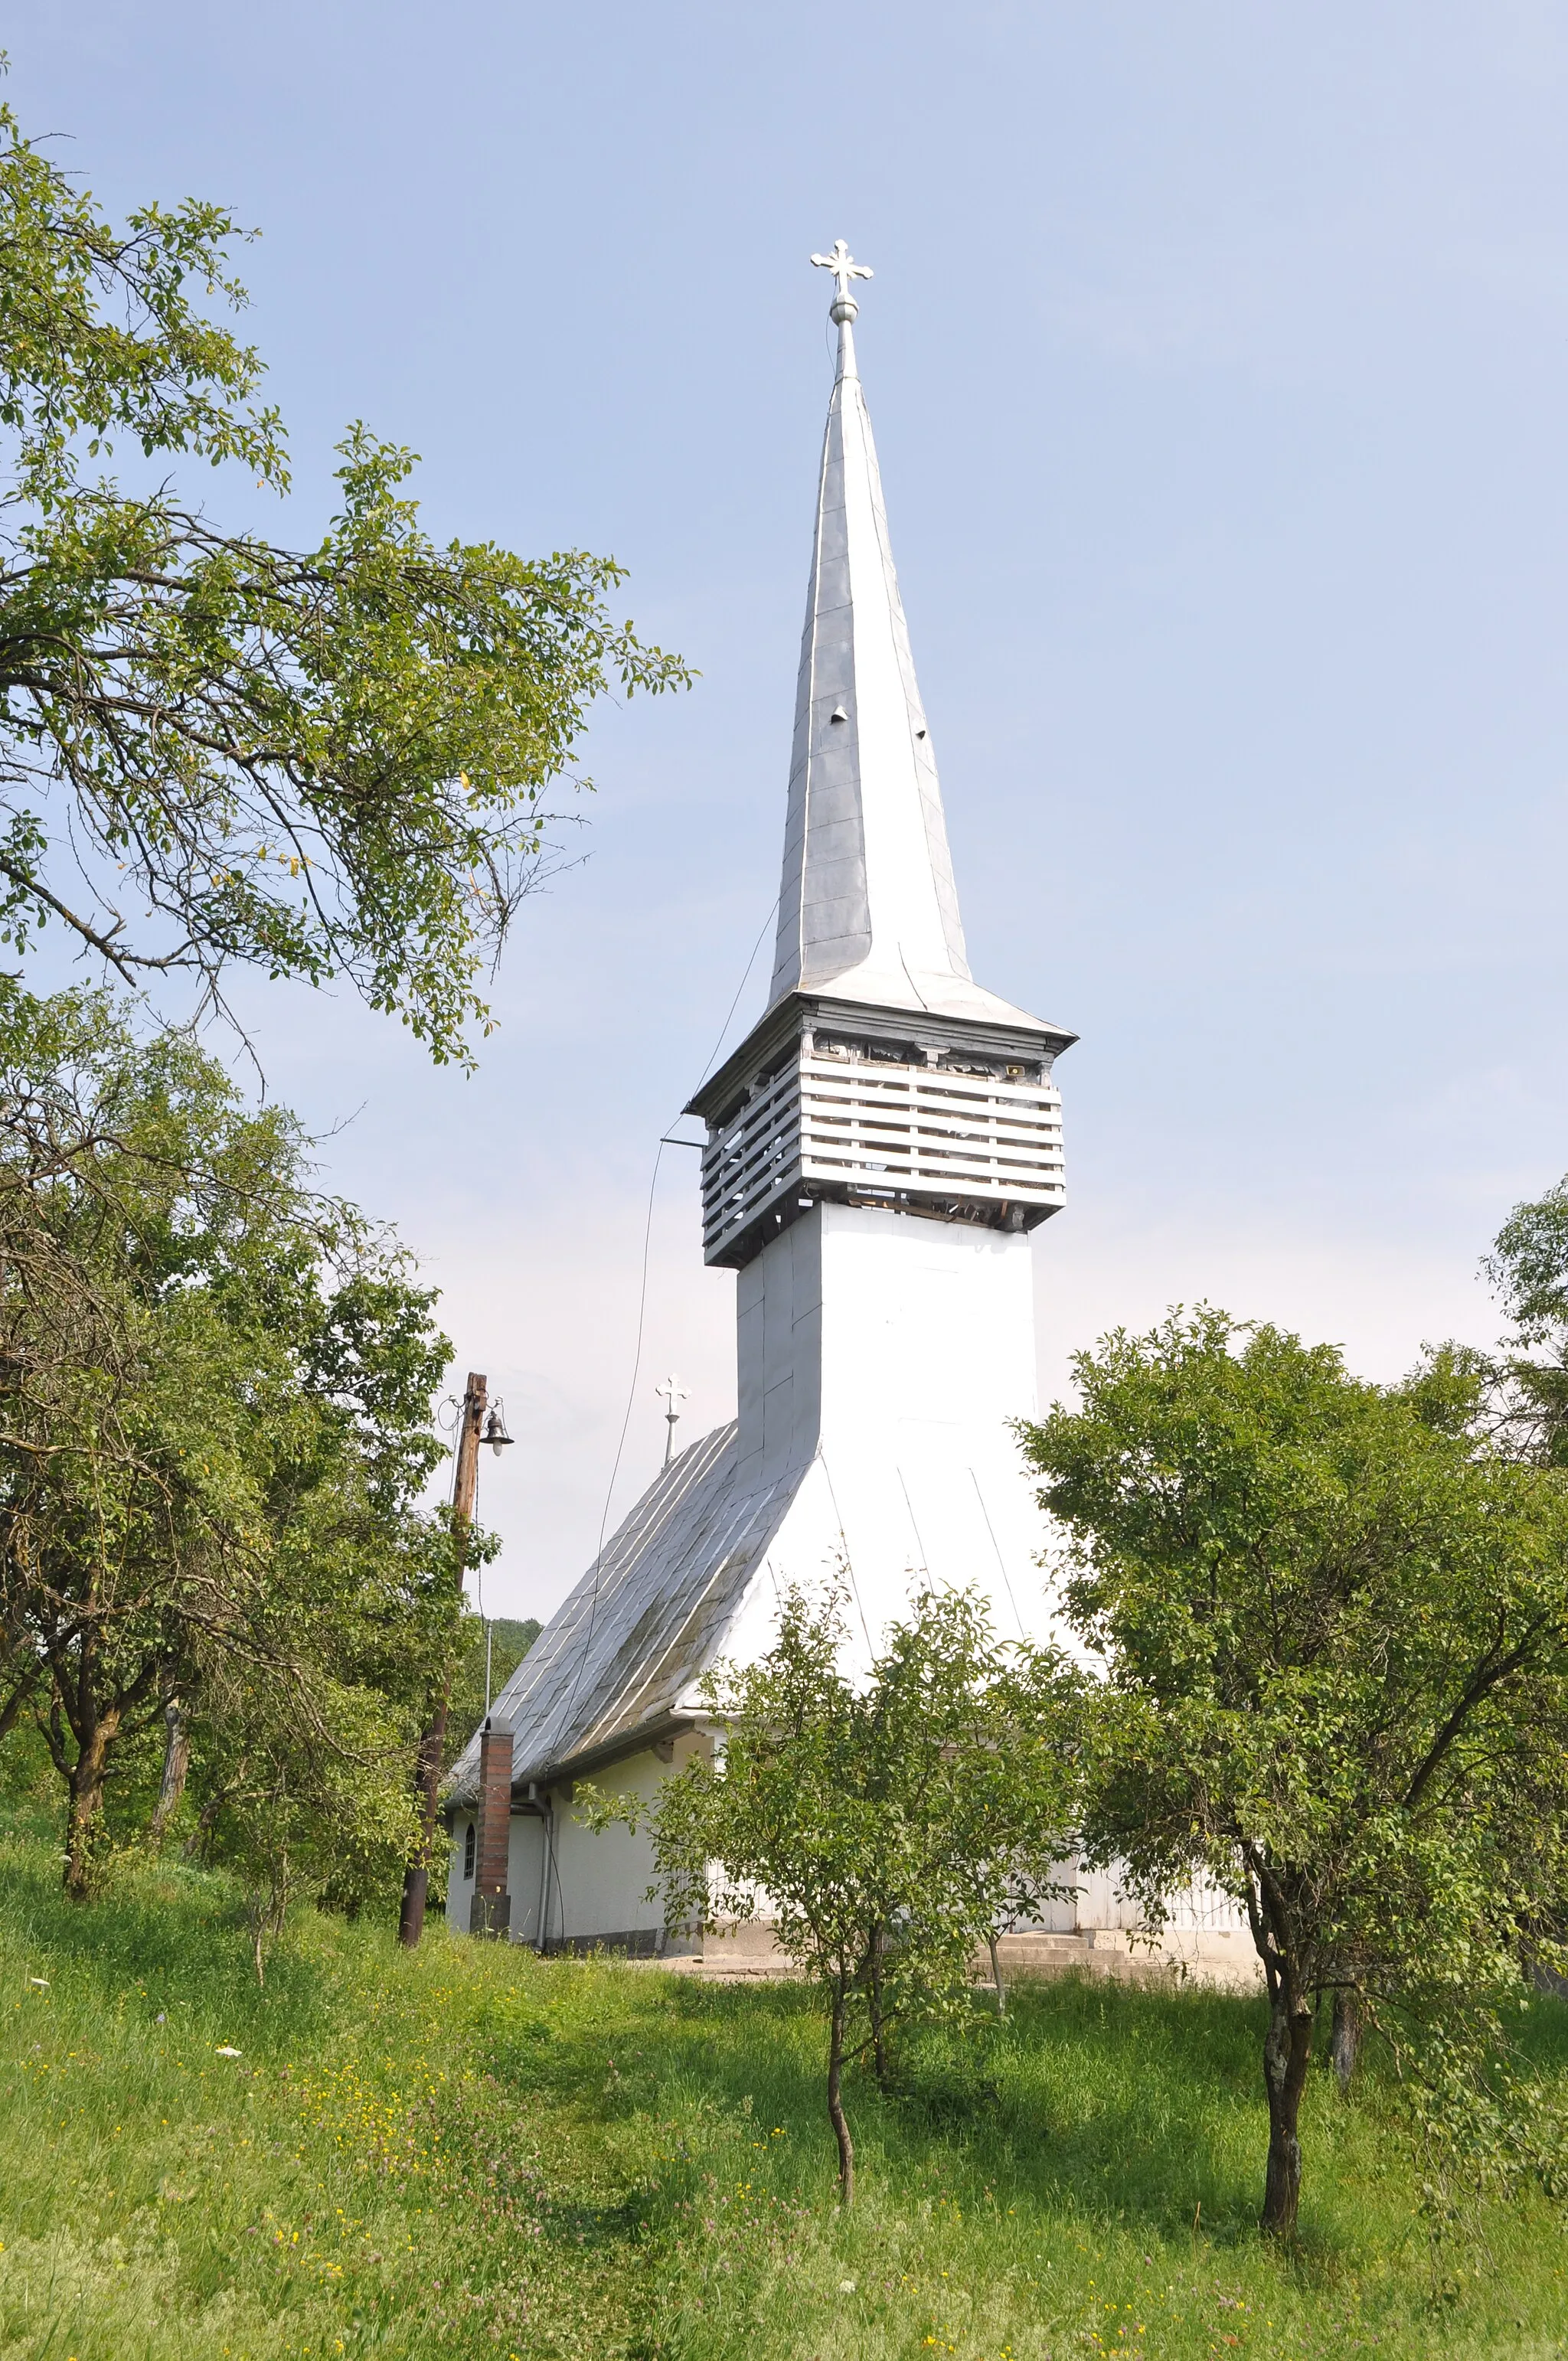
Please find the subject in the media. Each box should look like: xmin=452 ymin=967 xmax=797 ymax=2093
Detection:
xmin=446 ymin=247 xmax=1248 ymax=1983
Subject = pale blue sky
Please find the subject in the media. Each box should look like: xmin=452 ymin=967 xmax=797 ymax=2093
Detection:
xmin=14 ymin=5 xmax=1568 ymax=1615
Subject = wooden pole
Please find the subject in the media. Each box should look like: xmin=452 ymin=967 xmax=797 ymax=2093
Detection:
xmin=398 ymin=1372 xmax=486 ymax=1949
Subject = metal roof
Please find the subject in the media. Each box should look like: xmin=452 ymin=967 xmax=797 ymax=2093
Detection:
xmin=766 ymin=266 xmax=1061 ymax=1036
xmin=446 ymin=1422 xmax=804 ymax=1801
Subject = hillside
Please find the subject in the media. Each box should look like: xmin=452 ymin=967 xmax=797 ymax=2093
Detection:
xmin=1 ymin=1804 xmax=1565 ymax=2359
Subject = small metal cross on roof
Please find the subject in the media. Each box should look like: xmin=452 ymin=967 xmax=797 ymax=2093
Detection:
xmin=655 ymin=1373 xmax=690 ymax=1471
xmin=811 ymin=240 xmax=873 ymax=309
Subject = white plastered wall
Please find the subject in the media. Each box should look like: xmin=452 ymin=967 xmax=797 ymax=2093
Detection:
xmin=723 ymin=1200 xmax=1047 ymax=1663
xmin=445 ymin=1813 xmax=547 ymax=1943
xmin=541 ymin=1735 xmax=707 ymax=1949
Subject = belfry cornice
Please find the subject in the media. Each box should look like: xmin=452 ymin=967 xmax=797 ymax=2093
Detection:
xmin=684 ymin=988 xmax=1076 ymax=1133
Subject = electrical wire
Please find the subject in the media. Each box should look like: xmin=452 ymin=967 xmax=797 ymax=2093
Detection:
xmin=691 ymin=897 xmax=779 ymax=1096
xmin=554 ymin=1138 xmax=666 ymax=1745
xmin=544 ymin=893 xmax=782 ymax=1937
xmin=560 ymin=893 xmax=780 ymax=1725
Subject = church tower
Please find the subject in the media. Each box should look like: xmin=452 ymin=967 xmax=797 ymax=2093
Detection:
xmin=690 ymin=243 xmax=1074 ymax=1530
xmin=447 ymin=249 xmax=1076 ymax=1952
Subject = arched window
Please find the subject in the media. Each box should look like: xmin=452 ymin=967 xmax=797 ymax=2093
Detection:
xmin=463 ymin=1819 xmax=476 ymax=1879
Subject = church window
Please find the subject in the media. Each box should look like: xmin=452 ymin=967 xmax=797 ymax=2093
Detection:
xmin=463 ymin=1819 xmax=476 ymax=1879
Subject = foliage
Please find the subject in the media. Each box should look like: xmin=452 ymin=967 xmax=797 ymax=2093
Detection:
xmin=1476 ymin=1174 xmax=1568 ymax=1467
xmin=1021 ymin=1306 xmax=1568 ymax=2238
xmin=586 ymin=1584 xmax=1080 ymax=2204
xmin=0 ymin=82 xmax=691 ymax=1059
xmin=0 ymin=981 xmax=460 ymax=1929
xmin=3 ymin=1802 xmax=1568 ymax=2359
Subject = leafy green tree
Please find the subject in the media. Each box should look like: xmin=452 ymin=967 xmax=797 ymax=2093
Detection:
xmin=1023 ymin=1308 xmax=1568 ymax=2238
xmin=0 ymin=982 xmax=458 ymax=1900
xmin=186 ymin=1507 xmax=466 ymax=1976
xmin=1477 ymin=1176 xmax=1568 ymax=1468
xmin=587 ymin=1585 xmax=1079 ymax=2204
xmin=0 ymin=84 xmax=690 ymax=1059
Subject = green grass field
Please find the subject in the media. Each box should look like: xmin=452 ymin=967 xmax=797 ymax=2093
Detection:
xmin=2 ymin=1802 xmax=1566 ymax=2360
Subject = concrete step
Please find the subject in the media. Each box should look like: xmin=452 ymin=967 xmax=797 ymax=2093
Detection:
xmin=626 ymin=1926 xmax=1259 ymax=1991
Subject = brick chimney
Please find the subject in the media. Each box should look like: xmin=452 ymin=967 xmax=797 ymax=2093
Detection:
xmin=469 ymin=1721 xmax=512 ymax=1938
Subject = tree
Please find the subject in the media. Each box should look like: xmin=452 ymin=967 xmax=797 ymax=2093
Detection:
xmin=586 ymin=1585 xmax=1079 ymax=2204
xmin=1022 ymin=1309 xmax=1568 ymax=2238
xmin=1475 ymin=1176 xmax=1568 ymax=1468
xmin=0 ymin=85 xmax=691 ymax=1059
xmin=186 ymin=1507 xmax=462 ymax=1976
xmin=0 ymin=981 xmax=459 ymax=1899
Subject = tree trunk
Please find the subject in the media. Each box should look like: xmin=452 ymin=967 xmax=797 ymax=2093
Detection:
xmin=827 ymin=1983 xmax=855 ymax=2207
xmin=1330 ymin=1988 xmax=1364 ymax=2095
xmin=0 ymin=1671 xmax=37 ymax=1749
xmin=64 ymin=1742 xmax=110 ymax=1899
xmin=988 ymin=1932 xmax=1007 ymax=2019
xmin=869 ymin=1930 xmax=890 ymax=2085
xmin=150 ymin=1702 xmax=190 ymax=1844
xmin=397 ymin=1684 xmax=449 ymax=1948
xmin=182 ymin=1772 xmax=243 ymax=1864
xmin=1260 ymin=1992 xmax=1314 ymax=2235
xmin=250 ymin=1863 xmax=288 ymax=1985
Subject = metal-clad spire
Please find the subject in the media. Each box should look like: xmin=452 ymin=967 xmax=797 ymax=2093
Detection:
xmin=769 ymin=246 xmax=1037 ymax=1027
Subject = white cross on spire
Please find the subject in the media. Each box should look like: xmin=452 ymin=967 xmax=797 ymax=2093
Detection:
xmin=655 ymin=1373 xmax=689 ymax=1471
xmin=811 ymin=239 xmax=873 ymax=318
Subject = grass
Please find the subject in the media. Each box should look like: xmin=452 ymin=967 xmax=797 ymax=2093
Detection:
xmin=1 ymin=1802 xmax=1566 ymax=2359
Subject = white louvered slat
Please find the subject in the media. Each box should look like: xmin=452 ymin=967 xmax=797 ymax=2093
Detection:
xmin=699 ymin=1042 xmax=1065 ymax=1265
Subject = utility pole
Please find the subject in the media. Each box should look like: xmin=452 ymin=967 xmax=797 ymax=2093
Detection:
xmin=398 ymin=1371 xmax=487 ymax=1949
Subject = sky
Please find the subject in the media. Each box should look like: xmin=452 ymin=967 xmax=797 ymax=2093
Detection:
xmin=11 ymin=4 xmax=1568 ymax=1618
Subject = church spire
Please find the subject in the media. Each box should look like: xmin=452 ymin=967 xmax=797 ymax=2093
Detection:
xmin=769 ymin=244 xmax=1033 ymax=1027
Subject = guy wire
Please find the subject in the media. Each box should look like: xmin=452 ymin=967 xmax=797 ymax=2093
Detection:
xmin=559 ymin=894 xmax=779 ymax=1734
xmin=539 ymin=891 xmax=786 ymax=1936
xmin=693 ymin=897 xmax=778 ymax=1091
xmin=557 ymin=1138 xmax=665 ymax=1742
